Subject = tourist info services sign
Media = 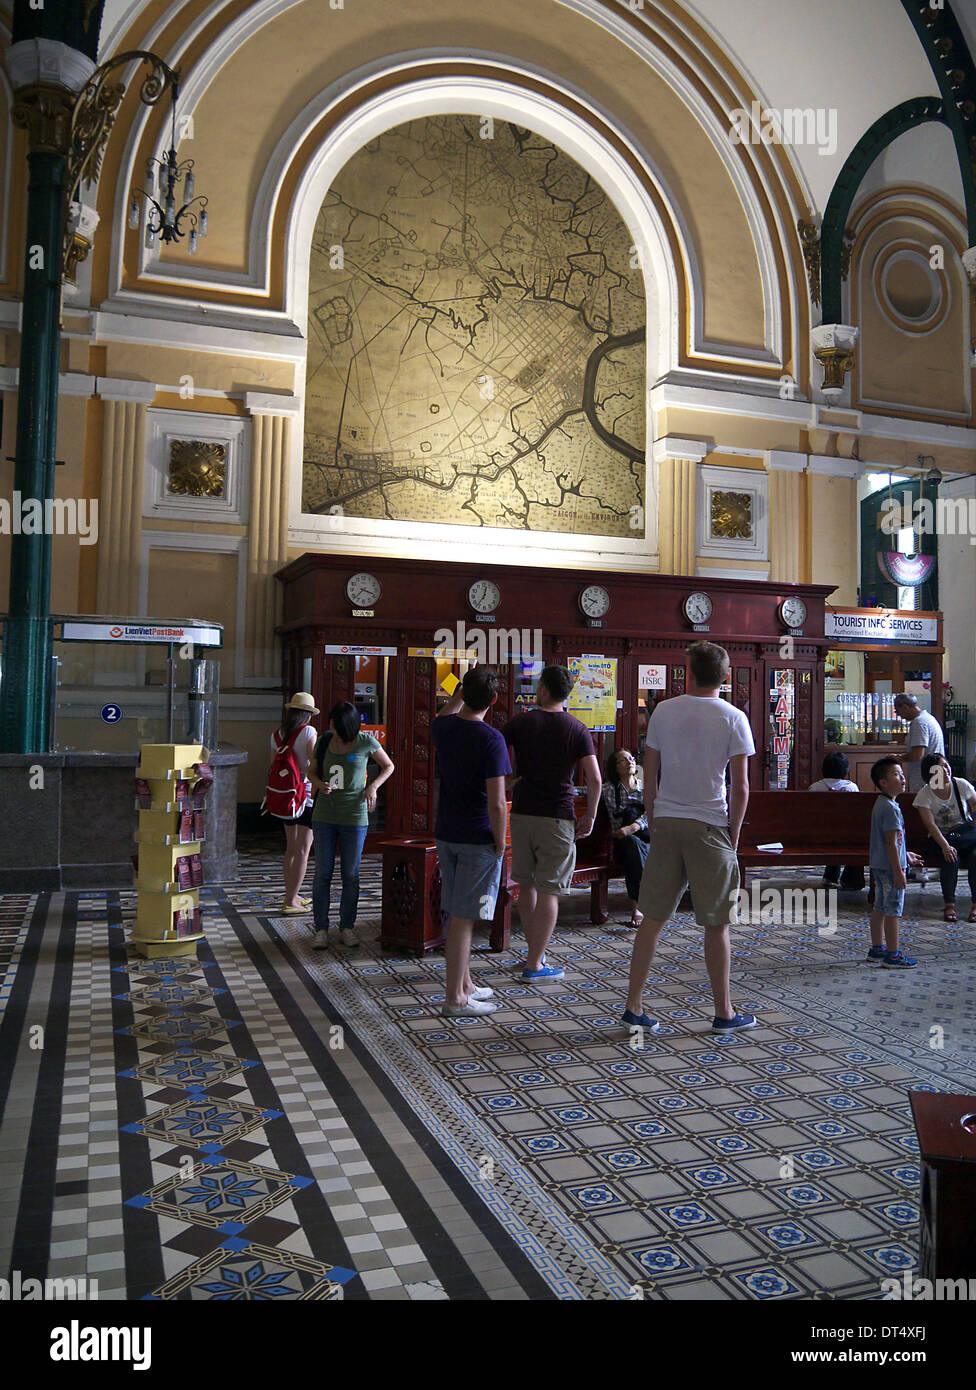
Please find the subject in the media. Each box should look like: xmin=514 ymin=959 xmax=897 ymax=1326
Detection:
xmin=825 ymin=612 xmax=937 ymax=644
xmin=568 ymin=656 xmax=617 ymax=733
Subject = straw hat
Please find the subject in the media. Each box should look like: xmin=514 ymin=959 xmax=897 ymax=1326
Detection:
xmin=285 ymin=691 xmax=319 ymax=715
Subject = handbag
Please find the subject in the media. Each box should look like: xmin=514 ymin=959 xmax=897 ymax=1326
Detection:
xmin=942 ymin=780 xmax=976 ymax=857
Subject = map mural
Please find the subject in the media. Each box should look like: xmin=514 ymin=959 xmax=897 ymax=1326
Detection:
xmin=302 ymin=116 xmax=646 ymax=535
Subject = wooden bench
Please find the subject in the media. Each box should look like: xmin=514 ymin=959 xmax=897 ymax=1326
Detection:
xmin=379 ymin=796 xmax=615 ymax=955
xmin=737 ymin=789 xmax=945 ymax=886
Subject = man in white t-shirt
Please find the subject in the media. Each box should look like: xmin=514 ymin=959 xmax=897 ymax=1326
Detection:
xmin=623 ymin=641 xmax=757 ymax=1035
xmin=893 ymin=694 xmax=944 ymax=794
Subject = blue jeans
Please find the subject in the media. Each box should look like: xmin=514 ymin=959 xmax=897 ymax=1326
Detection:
xmin=313 ymin=823 xmax=368 ymax=930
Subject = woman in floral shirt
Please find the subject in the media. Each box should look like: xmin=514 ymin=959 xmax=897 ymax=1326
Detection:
xmin=602 ymin=747 xmax=650 ymax=927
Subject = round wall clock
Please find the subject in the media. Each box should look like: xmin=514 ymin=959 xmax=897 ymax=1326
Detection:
xmin=579 ymin=584 xmax=611 ymax=619
xmin=682 ymin=591 xmax=713 ymax=625
xmin=468 ymin=579 xmax=501 ymax=614
xmin=779 ymin=596 xmax=807 ymax=630
xmin=346 ymin=572 xmax=382 ymax=607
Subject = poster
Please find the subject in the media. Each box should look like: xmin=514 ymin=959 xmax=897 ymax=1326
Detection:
xmin=568 ymin=656 xmax=617 ymax=733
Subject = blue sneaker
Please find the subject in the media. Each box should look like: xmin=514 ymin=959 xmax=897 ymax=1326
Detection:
xmin=712 ymin=1012 xmax=758 ymax=1032
xmin=521 ymin=963 xmax=565 ymax=981
xmin=866 ymin=945 xmax=886 ymax=963
xmin=883 ymin=951 xmax=918 ymax=969
xmin=622 ymin=1009 xmax=660 ymax=1033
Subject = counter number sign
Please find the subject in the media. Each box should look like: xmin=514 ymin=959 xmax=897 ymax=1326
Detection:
xmin=100 ymin=703 xmax=123 ymax=724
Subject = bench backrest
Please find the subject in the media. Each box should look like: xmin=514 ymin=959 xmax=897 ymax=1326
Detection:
xmin=740 ymin=789 xmax=933 ymax=853
xmin=740 ymin=790 xmax=875 ymax=852
xmin=574 ymin=794 xmax=613 ymax=864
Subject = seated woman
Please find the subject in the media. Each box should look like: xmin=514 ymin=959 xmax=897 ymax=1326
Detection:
xmin=913 ymin=754 xmax=976 ymax=923
xmin=808 ymin=751 xmax=864 ymax=891
xmin=602 ymin=747 xmax=650 ymax=928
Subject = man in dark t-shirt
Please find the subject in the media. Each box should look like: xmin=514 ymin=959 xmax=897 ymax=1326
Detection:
xmin=502 ymin=664 xmax=601 ymax=982
xmin=432 ymin=667 xmax=512 ymax=1018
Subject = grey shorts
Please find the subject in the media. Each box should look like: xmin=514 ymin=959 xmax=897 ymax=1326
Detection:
xmin=873 ymin=869 xmax=905 ymax=918
xmin=637 ymin=816 xmax=740 ymax=927
xmin=509 ymin=814 xmax=577 ymax=895
xmin=436 ymin=840 xmax=504 ymax=921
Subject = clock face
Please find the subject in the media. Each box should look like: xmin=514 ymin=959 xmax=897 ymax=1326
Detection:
xmin=468 ymin=579 xmax=501 ymax=614
xmin=346 ymin=572 xmax=381 ymax=607
xmin=579 ymin=584 xmax=611 ymax=619
xmin=781 ymin=596 xmax=807 ymax=629
xmin=683 ymin=591 xmax=713 ymax=625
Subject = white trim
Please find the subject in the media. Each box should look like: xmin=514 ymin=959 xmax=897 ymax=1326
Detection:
xmin=0 ymin=365 xmax=18 ymax=391
xmin=58 ymin=373 xmax=96 ymax=398
xmin=244 ymin=392 xmax=300 ymax=417
xmin=144 ymin=408 xmax=250 ymax=526
xmin=696 ymin=564 xmax=771 ymax=581
xmin=652 ymin=437 xmax=710 ymax=463
xmin=697 ymin=463 xmax=769 ymax=562
xmin=858 ymin=414 xmax=976 ymax=450
xmin=139 ymin=531 xmax=248 ymax=689
xmin=806 ymin=455 xmax=862 ymax=478
xmin=766 ymin=450 xmax=807 ymax=472
xmin=651 ymin=375 xmax=814 ymax=427
xmin=90 ymin=308 xmax=305 ymax=360
xmin=95 ymin=377 xmax=156 ymax=404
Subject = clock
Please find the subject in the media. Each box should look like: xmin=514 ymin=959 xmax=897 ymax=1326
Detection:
xmin=779 ymin=596 xmax=807 ymax=630
xmin=682 ymin=591 xmax=713 ymax=626
xmin=468 ymin=579 xmax=501 ymax=614
xmin=345 ymin=572 xmax=381 ymax=608
xmin=579 ymin=584 xmax=611 ymax=619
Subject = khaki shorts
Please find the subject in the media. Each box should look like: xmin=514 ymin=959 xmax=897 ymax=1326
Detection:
xmin=637 ymin=816 xmax=739 ymax=927
xmin=509 ymin=814 xmax=577 ymax=895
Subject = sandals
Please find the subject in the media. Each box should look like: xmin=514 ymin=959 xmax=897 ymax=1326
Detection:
xmin=943 ymin=904 xmax=959 ymax=922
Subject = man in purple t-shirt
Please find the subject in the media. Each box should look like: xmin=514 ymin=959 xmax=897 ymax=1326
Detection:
xmin=432 ymin=667 xmax=512 ymax=1017
xmin=502 ymin=665 xmax=601 ymax=982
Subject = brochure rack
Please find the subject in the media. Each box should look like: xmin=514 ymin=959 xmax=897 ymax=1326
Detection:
xmin=133 ymin=743 xmax=210 ymax=958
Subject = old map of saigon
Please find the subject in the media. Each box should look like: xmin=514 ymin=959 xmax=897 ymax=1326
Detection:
xmin=302 ymin=117 xmax=646 ymax=536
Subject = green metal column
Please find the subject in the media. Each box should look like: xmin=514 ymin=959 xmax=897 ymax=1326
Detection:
xmin=0 ymin=145 xmax=65 ymax=753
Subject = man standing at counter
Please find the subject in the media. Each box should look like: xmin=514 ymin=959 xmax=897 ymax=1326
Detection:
xmin=894 ymin=693 xmax=945 ymax=794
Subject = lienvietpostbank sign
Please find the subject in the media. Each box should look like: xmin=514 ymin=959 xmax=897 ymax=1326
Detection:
xmin=825 ymin=612 xmax=937 ymax=645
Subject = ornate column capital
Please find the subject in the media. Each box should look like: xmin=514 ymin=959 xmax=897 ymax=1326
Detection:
xmin=812 ymin=323 xmax=858 ymax=397
xmin=10 ymin=83 xmax=77 ymax=154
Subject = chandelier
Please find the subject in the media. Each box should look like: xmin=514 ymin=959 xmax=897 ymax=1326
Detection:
xmin=128 ymin=82 xmax=208 ymax=253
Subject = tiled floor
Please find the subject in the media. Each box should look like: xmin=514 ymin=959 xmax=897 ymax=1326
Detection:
xmin=1 ymin=840 xmax=974 ymax=1300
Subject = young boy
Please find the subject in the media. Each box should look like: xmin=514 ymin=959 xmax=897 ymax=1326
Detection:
xmin=868 ymin=757 xmax=924 ymax=968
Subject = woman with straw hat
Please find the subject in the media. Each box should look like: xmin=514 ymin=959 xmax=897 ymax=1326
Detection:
xmin=270 ymin=691 xmax=319 ymax=914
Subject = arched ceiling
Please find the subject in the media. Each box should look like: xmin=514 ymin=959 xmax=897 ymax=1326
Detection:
xmin=94 ymin=0 xmax=972 ymax=221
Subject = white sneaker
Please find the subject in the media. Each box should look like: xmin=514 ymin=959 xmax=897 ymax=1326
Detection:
xmin=338 ymin=927 xmax=360 ymax=947
xmin=312 ymin=930 xmax=329 ymax=950
xmin=441 ymin=998 xmax=497 ymax=1017
xmin=467 ymin=984 xmax=494 ymax=1001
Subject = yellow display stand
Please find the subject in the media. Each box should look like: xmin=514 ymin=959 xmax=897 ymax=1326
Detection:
xmin=133 ymin=743 xmax=207 ymax=959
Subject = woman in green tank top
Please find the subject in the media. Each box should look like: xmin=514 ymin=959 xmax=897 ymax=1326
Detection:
xmin=308 ymin=701 xmax=394 ymax=948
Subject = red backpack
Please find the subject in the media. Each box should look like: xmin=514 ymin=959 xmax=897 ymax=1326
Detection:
xmin=264 ymin=729 xmax=308 ymax=819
